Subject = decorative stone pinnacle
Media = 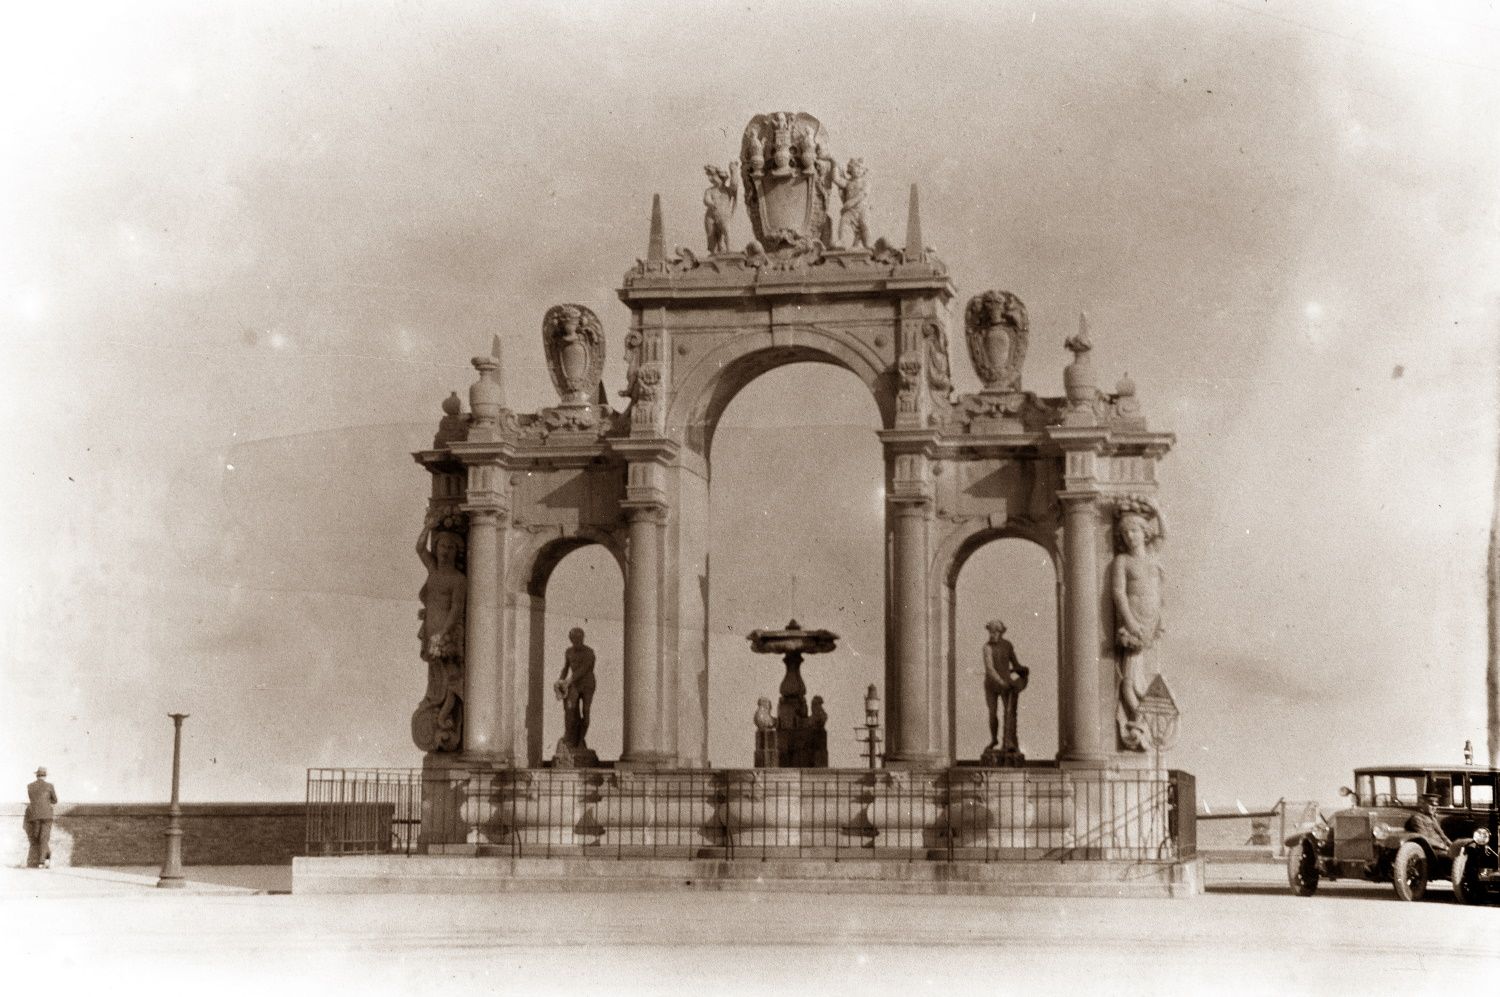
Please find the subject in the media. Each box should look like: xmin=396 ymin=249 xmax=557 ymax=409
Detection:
xmin=904 ymin=184 xmax=925 ymax=261
xmin=647 ymin=194 xmax=665 ymax=264
xmin=1065 ymin=311 xmax=1093 ymax=357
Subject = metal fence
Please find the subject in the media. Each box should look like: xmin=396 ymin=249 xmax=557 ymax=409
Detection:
xmin=307 ymin=766 xmax=1195 ymax=863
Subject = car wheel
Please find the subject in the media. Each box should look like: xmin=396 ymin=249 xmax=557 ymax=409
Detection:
xmin=1451 ymin=849 xmax=1484 ymax=905
xmin=1287 ymin=839 xmax=1319 ymax=897
xmin=1392 ymin=841 xmax=1429 ymax=902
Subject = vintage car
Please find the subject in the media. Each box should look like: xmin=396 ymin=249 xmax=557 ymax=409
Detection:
xmin=1285 ymin=764 xmax=1499 ymax=903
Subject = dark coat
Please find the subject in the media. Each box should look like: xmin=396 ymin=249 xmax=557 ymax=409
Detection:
xmin=25 ymin=779 xmax=57 ymax=821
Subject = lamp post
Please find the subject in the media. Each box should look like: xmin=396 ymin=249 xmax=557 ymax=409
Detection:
xmin=157 ymin=712 xmax=189 ymax=889
xmin=854 ymin=684 xmax=883 ymax=770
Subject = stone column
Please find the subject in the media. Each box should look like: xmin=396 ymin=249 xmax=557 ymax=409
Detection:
xmin=461 ymin=505 xmax=507 ymax=762
xmin=621 ymin=503 xmax=668 ymax=766
xmin=1058 ymin=492 xmax=1105 ymax=764
xmin=887 ymin=500 xmax=939 ymax=766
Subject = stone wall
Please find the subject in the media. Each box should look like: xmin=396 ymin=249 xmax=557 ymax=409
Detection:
xmin=2 ymin=803 xmax=306 ymax=867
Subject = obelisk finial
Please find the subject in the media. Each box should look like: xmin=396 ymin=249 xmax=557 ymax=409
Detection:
xmin=1067 ymin=311 xmax=1093 ymax=355
xmin=647 ymin=193 xmax=666 ymax=264
xmin=904 ymin=183 xmax=925 ymax=261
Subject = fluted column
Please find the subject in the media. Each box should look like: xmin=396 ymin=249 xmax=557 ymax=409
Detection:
xmin=462 ymin=506 xmax=506 ymax=762
xmin=621 ymin=503 xmax=667 ymax=766
xmin=1059 ymin=492 xmax=1105 ymax=763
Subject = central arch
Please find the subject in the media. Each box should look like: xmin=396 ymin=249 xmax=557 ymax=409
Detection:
xmin=669 ymin=328 xmax=897 ymax=459
xmin=704 ymin=361 xmax=886 ymax=767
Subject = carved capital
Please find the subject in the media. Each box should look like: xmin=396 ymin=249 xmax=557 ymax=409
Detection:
xmin=460 ymin=504 xmax=507 ymax=526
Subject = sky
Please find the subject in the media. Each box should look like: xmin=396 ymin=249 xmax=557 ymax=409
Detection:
xmin=1 ymin=0 xmax=1497 ymax=809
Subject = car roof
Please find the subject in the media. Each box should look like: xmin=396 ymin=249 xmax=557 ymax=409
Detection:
xmin=1353 ymin=765 xmax=1500 ymax=776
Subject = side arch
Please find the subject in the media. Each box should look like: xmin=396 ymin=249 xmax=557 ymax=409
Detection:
xmin=508 ymin=528 xmax=627 ymax=765
xmin=667 ymin=324 xmax=895 ymax=457
xmin=931 ymin=519 xmax=1063 ymax=762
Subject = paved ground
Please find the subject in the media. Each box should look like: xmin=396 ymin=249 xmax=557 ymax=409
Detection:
xmin=1 ymin=862 xmax=1496 ymax=995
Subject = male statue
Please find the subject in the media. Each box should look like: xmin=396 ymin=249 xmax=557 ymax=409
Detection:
xmin=554 ymin=627 xmax=597 ymax=748
xmin=25 ymin=766 xmax=57 ymax=869
xmin=983 ymin=620 xmax=1029 ymax=762
xmin=703 ymin=162 xmax=740 ymax=254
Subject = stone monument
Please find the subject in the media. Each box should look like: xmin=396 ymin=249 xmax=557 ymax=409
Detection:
xmin=407 ymin=109 xmax=1179 ymax=775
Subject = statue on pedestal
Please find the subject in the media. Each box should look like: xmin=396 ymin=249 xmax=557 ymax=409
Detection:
xmin=832 ymin=158 xmax=871 ymax=249
xmin=981 ymin=619 xmax=1029 ymax=766
xmin=703 ymin=162 xmax=740 ymax=254
xmin=1111 ymin=497 xmax=1166 ymax=751
xmin=753 ymin=697 xmax=777 ymax=768
xmin=412 ymin=512 xmax=466 ymax=753
xmin=553 ymin=627 xmax=599 ymax=767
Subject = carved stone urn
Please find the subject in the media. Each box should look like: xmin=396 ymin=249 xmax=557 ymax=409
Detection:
xmin=542 ymin=304 xmax=604 ymax=406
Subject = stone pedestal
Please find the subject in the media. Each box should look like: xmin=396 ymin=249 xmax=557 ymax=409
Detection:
xmin=980 ymin=746 xmax=1026 ymax=767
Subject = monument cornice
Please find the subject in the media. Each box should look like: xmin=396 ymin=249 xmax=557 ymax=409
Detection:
xmin=876 ymin=427 xmax=942 ymax=455
xmin=609 ymin=436 xmax=681 ymax=464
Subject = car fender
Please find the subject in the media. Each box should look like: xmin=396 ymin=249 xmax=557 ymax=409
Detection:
xmin=1283 ymin=830 xmax=1322 ymax=850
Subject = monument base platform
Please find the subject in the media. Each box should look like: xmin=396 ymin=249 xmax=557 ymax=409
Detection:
xmin=293 ymin=853 xmax=1203 ymax=898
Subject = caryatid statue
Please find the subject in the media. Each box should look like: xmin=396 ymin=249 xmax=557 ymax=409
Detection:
xmin=703 ymin=161 xmax=740 ymax=254
xmin=1111 ymin=496 xmax=1166 ymax=751
xmin=412 ymin=512 xmax=466 ymax=753
xmin=982 ymin=620 xmax=1030 ymax=764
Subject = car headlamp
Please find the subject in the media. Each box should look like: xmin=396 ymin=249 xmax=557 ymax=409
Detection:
xmin=1373 ymin=822 xmax=1399 ymax=838
xmin=1475 ymin=827 xmax=1492 ymax=847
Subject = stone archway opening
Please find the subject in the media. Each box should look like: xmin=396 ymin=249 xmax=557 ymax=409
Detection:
xmin=947 ymin=535 xmax=1060 ymax=764
xmin=705 ymin=361 xmax=885 ymax=768
xmin=526 ymin=541 xmax=625 ymax=765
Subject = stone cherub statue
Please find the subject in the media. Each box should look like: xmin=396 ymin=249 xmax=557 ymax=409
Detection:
xmin=831 ymin=158 xmax=871 ymax=249
xmin=553 ymin=627 xmax=599 ymax=766
xmin=981 ymin=620 xmax=1029 ymax=765
xmin=1111 ymin=496 xmax=1166 ymax=751
xmin=703 ymin=161 xmax=740 ymax=254
xmin=412 ymin=512 xmax=466 ymax=753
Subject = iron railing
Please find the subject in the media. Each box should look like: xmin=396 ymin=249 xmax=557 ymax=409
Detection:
xmin=307 ymin=766 xmax=1196 ymax=863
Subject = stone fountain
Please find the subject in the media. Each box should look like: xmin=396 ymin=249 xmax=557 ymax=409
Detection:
xmin=747 ymin=620 xmax=837 ymax=767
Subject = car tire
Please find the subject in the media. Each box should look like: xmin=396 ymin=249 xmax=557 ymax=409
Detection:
xmin=1392 ymin=841 xmax=1429 ymax=902
xmin=1287 ymin=838 xmax=1319 ymax=897
xmin=1451 ymin=849 xmax=1484 ymax=905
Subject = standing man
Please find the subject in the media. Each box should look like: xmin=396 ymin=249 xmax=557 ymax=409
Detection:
xmin=25 ymin=767 xmax=57 ymax=869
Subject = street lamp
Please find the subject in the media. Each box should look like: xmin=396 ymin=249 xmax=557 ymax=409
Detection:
xmin=157 ymin=712 xmax=189 ymax=889
xmin=854 ymin=684 xmax=883 ymax=770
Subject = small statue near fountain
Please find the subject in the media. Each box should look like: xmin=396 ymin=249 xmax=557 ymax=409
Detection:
xmin=747 ymin=620 xmax=837 ymax=768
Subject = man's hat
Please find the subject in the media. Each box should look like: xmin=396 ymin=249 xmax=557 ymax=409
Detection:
xmin=35 ymin=767 xmax=47 ymax=777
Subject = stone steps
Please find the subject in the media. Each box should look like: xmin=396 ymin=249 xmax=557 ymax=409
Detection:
xmin=294 ymin=854 xmax=1203 ymax=898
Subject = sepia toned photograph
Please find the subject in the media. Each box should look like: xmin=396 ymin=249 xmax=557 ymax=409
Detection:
xmin=1 ymin=1 xmax=1497 ymax=993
